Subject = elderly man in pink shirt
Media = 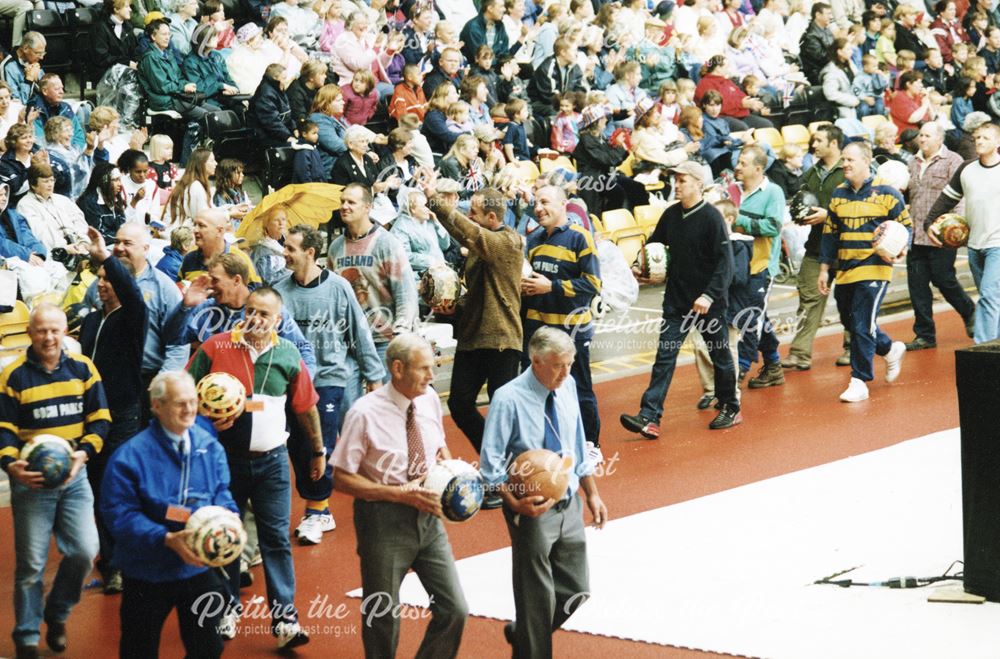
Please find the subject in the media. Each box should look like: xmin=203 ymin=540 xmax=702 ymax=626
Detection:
xmin=332 ymin=333 xmax=468 ymax=659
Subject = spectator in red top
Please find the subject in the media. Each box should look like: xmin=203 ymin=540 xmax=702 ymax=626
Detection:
xmin=890 ymin=70 xmax=937 ymax=132
xmin=389 ymin=64 xmax=428 ymax=120
xmin=342 ymin=69 xmax=380 ymax=126
xmin=930 ymin=0 xmax=970 ymax=64
xmin=694 ymin=55 xmax=774 ymax=131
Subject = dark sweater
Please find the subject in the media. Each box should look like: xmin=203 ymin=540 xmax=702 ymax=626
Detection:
xmin=292 ymin=142 xmax=327 ymax=183
xmin=79 ymin=255 xmax=149 ymax=414
xmin=647 ymin=199 xmax=734 ymax=312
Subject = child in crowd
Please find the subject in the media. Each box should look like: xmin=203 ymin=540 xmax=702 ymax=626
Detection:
xmin=156 ymin=225 xmax=194 ymax=279
xmin=953 ymin=41 xmax=972 ymax=72
xmin=950 ymin=76 xmax=976 ymax=143
xmin=691 ymin=199 xmax=750 ymax=410
xmin=433 ymin=21 xmax=465 ymax=66
xmin=700 ymin=90 xmax=744 ymax=176
xmin=398 ymin=113 xmax=435 ymax=168
xmin=469 ymin=45 xmax=499 ymax=105
xmin=213 ymin=158 xmax=252 ymax=229
xmin=677 ymin=77 xmax=697 ymax=109
xmin=863 ymin=12 xmax=881 ymax=55
xmin=502 ymin=98 xmax=534 ymax=161
xmin=767 ymin=143 xmax=803 ymax=199
xmin=318 ymin=0 xmax=345 ymax=52
xmin=550 ymin=92 xmax=582 ymax=153
xmin=741 ymin=75 xmax=772 ymax=117
xmin=445 ymin=100 xmax=474 ymax=135
xmin=117 ymin=149 xmax=158 ymax=225
xmin=968 ymin=11 xmax=990 ymax=50
xmin=876 ymin=21 xmax=898 ymax=68
xmin=203 ymin=0 xmax=235 ymax=50
xmin=894 ymin=50 xmax=917 ymax=89
xmin=292 ymin=120 xmax=328 ymax=183
xmin=343 ymin=70 xmax=380 ymax=126
xmin=658 ymin=80 xmax=682 ymax=125
xmin=147 ymin=134 xmax=177 ymax=207
xmin=852 ymin=54 xmax=890 ymax=117
xmin=497 ymin=54 xmax=528 ymax=102
xmin=390 ymin=64 xmax=428 ymax=120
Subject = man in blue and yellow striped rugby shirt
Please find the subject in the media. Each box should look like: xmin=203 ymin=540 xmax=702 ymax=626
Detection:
xmin=819 ymin=141 xmax=910 ymax=403
xmin=522 ymin=185 xmax=603 ymax=465
xmin=0 ymin=303 xmax=110 ymax=658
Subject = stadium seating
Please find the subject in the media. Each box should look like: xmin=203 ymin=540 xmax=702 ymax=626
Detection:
xmin=509 ymin=160 xmax=540 ymax=185
xmin=601 ymin=208 xmax=637 ymax=235
xmin=781 ymin=124 xmax=811 ymax=149
xmin=753 ymin=127 xmax=784 ymax=150
xmin=861 ymin=114 xmax=888 ymax=132
xmin=615 ymin=231 xmax=646 ymax=268
xmin=0 ymin=300 xmax=30 ymax=349
xmin=539 ymin=155 xmax=576 ymax=174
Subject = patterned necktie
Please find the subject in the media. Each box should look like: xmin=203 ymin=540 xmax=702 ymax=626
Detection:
xmin=407 ymin=403 xmax=427 ymax=480
xmin=544 ymin=391 xmax=561 ymax=453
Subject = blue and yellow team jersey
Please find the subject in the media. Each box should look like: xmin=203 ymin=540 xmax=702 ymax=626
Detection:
xmin=0 ymin=350 xmax=110 ymax=471
xmin=820 ymin=177 xmax=912 ymax=285
xmin=523 ymin=223 xmax=602 ymax=337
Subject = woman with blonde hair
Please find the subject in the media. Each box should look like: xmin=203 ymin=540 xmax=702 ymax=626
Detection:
xmin=422 ymin=82 xmax=461 ymax=153
xmin=164 ymin=147 xmax=214 ymax=227
xmin=308 ymin=83 xmax=349 ymax=173
xmin=437 ymin=133 xmax=485 ymax=199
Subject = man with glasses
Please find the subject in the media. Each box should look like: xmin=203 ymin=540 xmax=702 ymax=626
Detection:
xmin=2 ymin=31 xmax=46 ymax=104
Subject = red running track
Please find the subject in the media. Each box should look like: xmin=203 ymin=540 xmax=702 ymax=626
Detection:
xmin=0 ymin=312 xmax=966 ymax=658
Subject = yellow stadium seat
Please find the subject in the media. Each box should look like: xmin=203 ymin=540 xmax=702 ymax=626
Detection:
xmin=861 ymin=114 xmax=888 ymax=132
xmin=753 ymin=127 xmax=784 ymax=150
xmin=616 ymin=154 xmax=636 ymax=177
xmin=0 ymin=332 xmax=29 ymax=349
xmin=614 ymin=231 xmax=646 ymax=270
xmin=539 ymin=155 xmax=576 ymax=174
xmin=601 ymin=208 xmax=637 ymax=234
xmin=808 ymin=121 xmax=833 ymax=135
xmin=781 ymin=124 xmax=811 ymax=149
xmin=0 ymin=300 xmax=29 ymax=345
xmin=633 ymin=205 xmax=663 ymax=229
xmin=509 ymin=160 xmax=539 ymax=184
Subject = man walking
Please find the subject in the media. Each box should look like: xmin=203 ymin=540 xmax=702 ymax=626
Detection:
xmin=620 ymin=161 xmax=740 ymax=437
xmin=905 ymin=122 xmax=976 ymax=350
xmin=819 ymin=141 xmax=909 ymax=402
xmin=0 ymin=304 xmax=109 ymax=659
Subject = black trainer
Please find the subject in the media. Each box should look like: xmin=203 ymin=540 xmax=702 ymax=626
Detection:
xmin=45 ymin=620 xmax=67 ymax=653
xmin=965 ymin=313 xmax=976 ymax=339
xmin=905 ymin=337 xmax=936 ymax=351
xmin=619 ymin=413 xmax=660 ymax=439
xmin=696 ymin=394 xmax=716 ymax=410
xmin=709 ymin=405 xmax=743 ymax=430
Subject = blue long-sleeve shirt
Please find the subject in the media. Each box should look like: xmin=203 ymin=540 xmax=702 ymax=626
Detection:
xmin=0 ymin=208 xmax=46 ymax=260
xmin=163 ymin=298 xmax=317 ymax=377
xmin=99 ymin=419 xmax=238 ymax=583
xmin=309 ymin=112 xmax=347 ymax=174
xmin=83 ymin=260 xmax=190 ymax=376
xmin=272 ymin=269 xmax=384 ymax=388
xmin=2 ymin=56 xmax=44 ymax=104
xmin=480 ymin=367 xmax=592 ymax=496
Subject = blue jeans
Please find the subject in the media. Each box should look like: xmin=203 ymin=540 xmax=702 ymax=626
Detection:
xmin=968 ymin=247 xmax=1000 ymax=343
xmin=10 ymin=468 xmax=99 ymax=647
xmin=639 ymin=304 xmax=738 ymax=423
xmin=856 ymin=97 xmax=886 ymax=117
xmin=738 ymin=272 xmax=781 ymax=371
xmin=224 ymin=446 xmax=298 ymax=626
xmin=834 ymin=280 xmax=893 ymax=381
xmin=288 ymin=385 xmax=344 ymax=502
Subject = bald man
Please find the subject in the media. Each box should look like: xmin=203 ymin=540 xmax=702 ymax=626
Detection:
xmin=177 ymin=207 xmax=261 ymax=285
xmin=0 ymin=303 xmax=109 ymax=658
xmin=83 ymin=223 xmax=190 ymax=408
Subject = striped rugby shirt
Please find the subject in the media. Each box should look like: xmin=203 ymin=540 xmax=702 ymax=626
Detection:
xmin=820 ymin=176 xmax=912 ymax=285
xmin=523 ymin=221 xmax=602 ymax=339
xmin=0 ymin=349 xmax=110 ymax=472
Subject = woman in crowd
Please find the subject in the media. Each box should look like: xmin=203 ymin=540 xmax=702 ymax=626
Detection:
xmin=0 ymin=123 xmax=39 ymax=202
xmin=822 ymin=38 xmax=862 ymax=119
xmin=423 ymin=82 xmax=461 ymax=154
xmin=91 ymin=0 xmax=139 ymax=73
xmin=572 ymin=104 xmax=647 ymax=217
xmin=390 ymin=188 xmax=450 ymax=285
xmin=46 ymin=116 xmax=107 ymax=201
xmin=182 ymin=23 xmax=242 ymax=112
xmin=166 ymin=0 xmax=198 ymax=55
xmin=287 ymin=59 xmax=327 ymax=126
xmin=694 ymin=54 xmax=774 ymax=130
xmin=226 ymin=23 xmax=271 ymax=94
xmin=436 ymin=133 xmax=485 ymax=199
xmin=330 ymin=11 xmax=394 ymax=98
xmin=331 ymin=125 xmax=399 ymax=194
xmin=163 ymin=147 xmax=214 ymax=227
xmin=630 ymin=98 xmax=692 ymax=174
xmin=78 ymin=162 xmax=126 ymax=242
xmin=17 ymin=162 xmax=90 ymax=253
xmin=309 ymin=84 xmax=349 ymax=174
xmin=259 ymin=16 xmax=307 ymax=82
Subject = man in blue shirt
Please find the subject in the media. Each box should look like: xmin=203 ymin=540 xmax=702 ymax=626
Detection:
xmin=100 ymin=370 xmax=236 ymax=658
xmin=481 ymin=326 xmax=608 ymax=659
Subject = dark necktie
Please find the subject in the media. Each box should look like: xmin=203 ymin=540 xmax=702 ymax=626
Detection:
xmin=407 ymin=403 xmax=427 ymax=480
xmin=544 ymin=391 xmax=561 ymax=453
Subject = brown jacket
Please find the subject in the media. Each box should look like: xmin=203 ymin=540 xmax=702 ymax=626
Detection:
xmin=435 ymin=207 xmax=524 ymax=352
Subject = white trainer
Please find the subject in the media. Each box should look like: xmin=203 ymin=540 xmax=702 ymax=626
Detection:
xmin=585 ymin=441 xmax=604 ymax=468
xmin=218 ymin=611 xmax=239 ymax=640
xmin=295 ymin=514 xmax=336 ymax=545
xmin=275 ymin=621 xmax=310 ymax=650
xmin=884 ymin=341 xmax=905 ymax=383
xmin=839 ymin=377 xmax=870 ymax=403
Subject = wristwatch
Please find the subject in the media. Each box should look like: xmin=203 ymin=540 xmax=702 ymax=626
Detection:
xmin=313 ymin=450 xmax=326 ymax=458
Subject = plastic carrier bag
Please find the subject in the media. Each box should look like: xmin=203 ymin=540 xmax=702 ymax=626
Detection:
xmin=96 ymin=64 xmax=144 ymax=130
xmin=595 ymin=238 xmax=638 ymax=314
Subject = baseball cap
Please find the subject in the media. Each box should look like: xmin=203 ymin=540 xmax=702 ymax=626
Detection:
xmin=668 ymin=161 xmax=707 ymax=185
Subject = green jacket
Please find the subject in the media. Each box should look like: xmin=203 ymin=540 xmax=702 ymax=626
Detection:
xmin=627 ymin=41 xmax=677 ymax=97
xmin=138 ymin=46 xmax=194 ymax=111
xmin=182 ymin=51 xmax=236 ymax=99
xmin=800 ymin=158 xmax=845 ymax=256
